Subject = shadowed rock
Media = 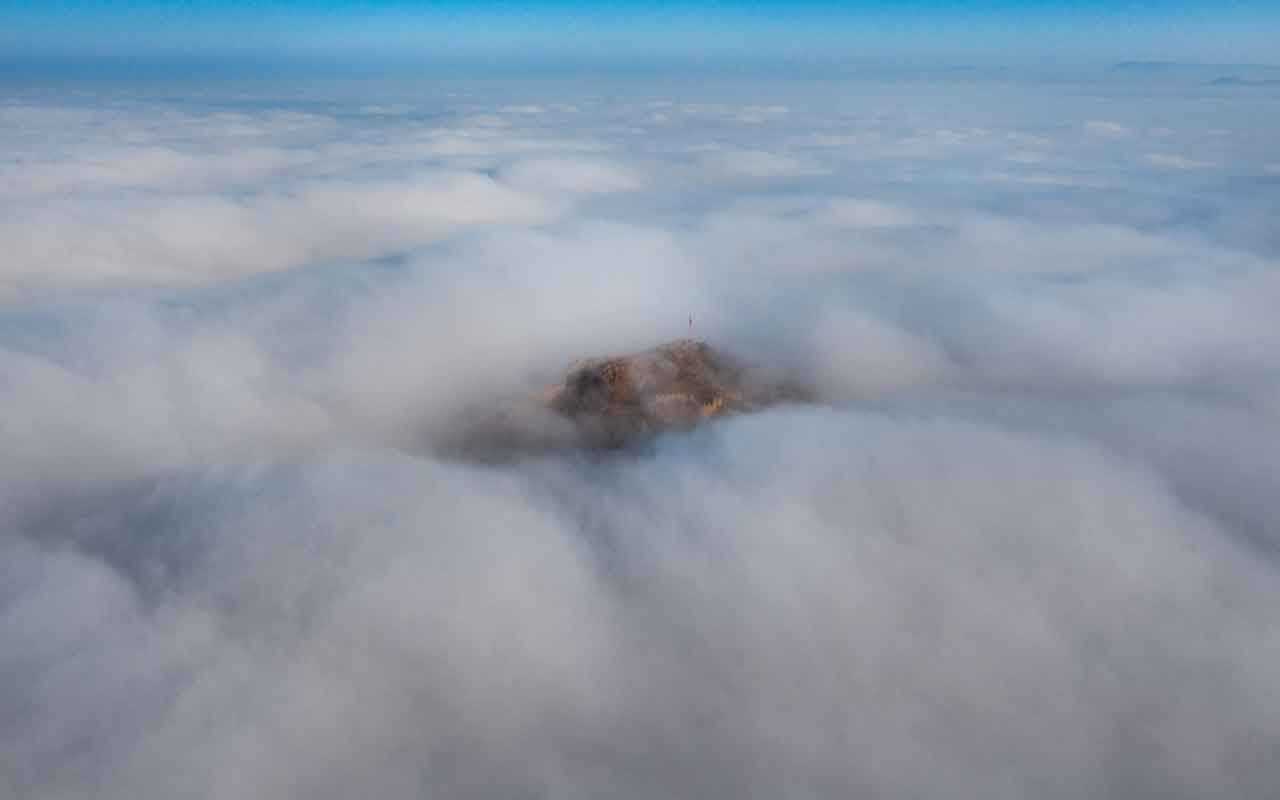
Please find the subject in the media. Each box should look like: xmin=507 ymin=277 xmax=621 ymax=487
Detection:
xmin=546 ymin=339 xmax=806 ymax=446
xmin=440 ymin=339 xmax=812 ymax=458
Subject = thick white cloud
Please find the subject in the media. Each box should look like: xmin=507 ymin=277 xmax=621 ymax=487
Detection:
xmin=1142 ymin=152 xmax=1214 ymax=169
xmin=498 ymin=157 xmax=645 ymax=194
xmin=697 ymin=148 xmax=826 ymax=182
xmin=2 ymin=77 xmax=1280 ymax=799
xmin=1084 ymin=119 xmax=1133 ymax=137
xmin=0 ymin=173 xmax=558 ymax=290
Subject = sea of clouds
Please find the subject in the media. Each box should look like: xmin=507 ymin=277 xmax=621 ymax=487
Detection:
xmin=3 ymin=74 xmax=1280 ymax=799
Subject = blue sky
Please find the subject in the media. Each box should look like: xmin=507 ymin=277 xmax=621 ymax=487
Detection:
xmin=2 ymin=1 xmax=1278 ymax=69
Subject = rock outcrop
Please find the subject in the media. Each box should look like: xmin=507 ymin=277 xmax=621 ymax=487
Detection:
xmin=445 ymin=339 xmax=811 ymax=458
xmin=544 ymin=339 xmax=809 ymax=448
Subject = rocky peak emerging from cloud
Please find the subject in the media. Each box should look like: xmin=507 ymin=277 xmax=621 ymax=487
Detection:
xmin=451 ymin=339 xmax=812 ymax=457
xmin=545 ymin=338 xmax=810 ymax=447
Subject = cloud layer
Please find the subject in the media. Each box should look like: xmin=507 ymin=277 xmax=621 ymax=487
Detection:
xmin=3 ymin=76 xmax=1280 ymax=799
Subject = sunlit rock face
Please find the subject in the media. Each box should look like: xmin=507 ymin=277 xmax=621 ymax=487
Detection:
xmin=449 ymin=340 xmax=813 ymax=457
xmin=546 ymin=339 xmax=812 ymax=447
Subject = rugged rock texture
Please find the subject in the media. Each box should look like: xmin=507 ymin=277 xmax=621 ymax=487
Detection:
xmin=544 ymin=339 xmax=809 ymax=448
xmin=444 ymin=339 xmax=811 ymax=458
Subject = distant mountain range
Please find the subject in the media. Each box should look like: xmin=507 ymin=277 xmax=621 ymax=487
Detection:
xmin=1107 ymin=61 xmax=1280 ymax=86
